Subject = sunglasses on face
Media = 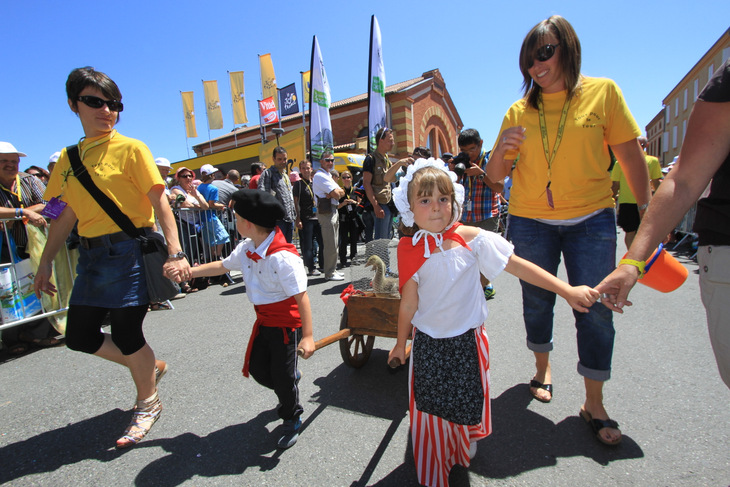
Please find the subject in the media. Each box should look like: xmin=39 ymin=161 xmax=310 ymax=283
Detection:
xmin=342 ymin=176 xmax=352 ymax=179
xmin=179 ymin=174 xmax=194 ymax=179
xmin=534 ymin=43 xmax=559 ymax=64
xmin=77 ymin=95 xmax=124 ymax=112
xmin=324 ymin=158 xmax=335 ymax=162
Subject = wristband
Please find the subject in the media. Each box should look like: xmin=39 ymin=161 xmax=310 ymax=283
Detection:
xmin=619 ymin=258 xmax=645 ymax=278
xmin=167 ymin=251 xmax=186 ymax=260
xmin=637 ymin=202 xmax=649 ymax=211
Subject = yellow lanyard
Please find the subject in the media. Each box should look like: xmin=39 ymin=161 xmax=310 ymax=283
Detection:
xmin=79 ymin=129 xmax=117 ymax=161
xmin=0 ymin=175 xmax=23 ymax=208
xmin=537 ymin=95 xmax=571 ymax=208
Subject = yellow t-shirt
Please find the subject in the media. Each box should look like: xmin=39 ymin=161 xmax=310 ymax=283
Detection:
xmin=44 ymin=132 xmax=164 ymax=238
xmin=611 ymin=154 xmax=663 ymax=204
xmin=493 ymin=77 xmax=641 ymax=220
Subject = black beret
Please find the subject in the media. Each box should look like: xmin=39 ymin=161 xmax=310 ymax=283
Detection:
xmin=231 ymin=189 xmax=285 ymax=228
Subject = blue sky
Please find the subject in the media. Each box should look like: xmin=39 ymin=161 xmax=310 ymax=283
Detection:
xmin=3 ymin=1 xmax=729 ymax=171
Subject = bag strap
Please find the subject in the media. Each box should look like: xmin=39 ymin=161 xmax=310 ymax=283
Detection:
xmin=66 ymin=145 xmax=143 ymax=239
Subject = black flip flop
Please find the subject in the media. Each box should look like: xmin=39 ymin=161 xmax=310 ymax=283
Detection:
xmin=579 ymin=409 xmax=622 ymax=446
xmin=529 ymin=379 xmax=553 ymax=403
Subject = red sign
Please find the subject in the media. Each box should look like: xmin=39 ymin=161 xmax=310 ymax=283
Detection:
xmin=259 ymin=97 xmax=279 ymax=124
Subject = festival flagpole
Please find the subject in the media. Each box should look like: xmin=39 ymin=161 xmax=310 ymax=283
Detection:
xmin=180 ymin=91 xmax=191 ymax=159
xmin=227 ymin=70 xmax=238 ymax=148
xmin=300 ymin=71 xmax=308 ymax=159
xmin=201 ymin=79 xmax=213 ymax=154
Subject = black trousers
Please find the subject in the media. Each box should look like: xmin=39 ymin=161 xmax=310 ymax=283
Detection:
xmin=338 ymin=217 xmax=359 ymax=264
xmin=248 ymin=326 xmax=303 ymax=421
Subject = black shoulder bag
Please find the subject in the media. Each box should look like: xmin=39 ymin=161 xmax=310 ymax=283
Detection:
xmin=66 ymin=145 xmax=179 ymax=303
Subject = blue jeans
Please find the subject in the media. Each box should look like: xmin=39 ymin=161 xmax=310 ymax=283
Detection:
xmin=299 ymin=219 xmax=323 ymax=272
xmin=508 ymin=209 xmax=616 ymax=381
xmin=373 ymin=203 xmax=392 ymax=240
xmin=276 ymin=220 xmax=294 ymax=243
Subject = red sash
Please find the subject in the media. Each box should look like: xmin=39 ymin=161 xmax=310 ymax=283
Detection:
xmin=397 ymin=223 xmax=471 ymax=293
xmin=241 ymin=227 xmax=302 ymax=377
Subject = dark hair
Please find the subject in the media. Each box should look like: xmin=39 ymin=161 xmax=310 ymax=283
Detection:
xmin=272 ymin=146 xmax=287 ymax=158
xmin=321 ymin=150 xmax=333 ymax=160
xmin=298 ymin=159 xmax=311 ymax=169
xmin=412 ymin=146 xmax=431 ymax=159
xmin=458 ymin=128 xmax=481 ymax=147
xmin=519 ymin=15 xmax=582 ymax=110
xmin=250 ymin=162 xmax=264 ymax=175
xmin=66 ymin=67 xmax=123 ymax=122
xmin=375 ymin=127 xmax=392 ymax=142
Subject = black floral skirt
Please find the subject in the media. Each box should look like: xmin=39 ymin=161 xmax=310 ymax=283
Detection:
xmin=412 ymin=328 xmax=483 ymax=425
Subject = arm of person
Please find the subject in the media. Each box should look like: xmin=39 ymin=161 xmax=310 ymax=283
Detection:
xmin=193 ymin=189 xmax=209 ymax=210
xmin=650 ymin=178 xmax=662 ymax=193
xmin=486 ymin=126 xmax=526 ymax=182
xmin=207 ymin=201 xmax=226 ymax=210
xmin=611 ymin=138 xmax=651 ymax=215
xmin=0 ymin=206 xmax=47 ymax=228
xmin=384 ymin=159 xmax=410 ymax=183
xmin=611 ymin=181 xmax=620 ymax=201
xmin=597 ymin=99 xmax=730 ymax=312
xmin=362 ymin=171 xmax=384 ymax=218
xmin=504 ymin=254 xmax=599 ymax=312
xmin=34 ymin=204 xmax=78 ymax=297
xmin=327 ymin=187 xmax=345 ymax=200
xmin=388 ymin=278 xmax=418 ymax=366
xmin=190 ymin=260 xmax=227 ymax=278
xmin=294 ymin=291 xmax=314 ymax=359
xmin=468 ymin=157 xmax=505 ymax=193
xmin=149 ymin=185 xmax=192 ymax=282
xmin=293 ymin=194 xmax=303 ymax=230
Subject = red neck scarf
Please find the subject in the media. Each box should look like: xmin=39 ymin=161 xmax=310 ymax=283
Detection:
xmin=246 ymin=227 xmax=299 ymax=262
xmin=397 ymin=222 xmax=470 ymax=293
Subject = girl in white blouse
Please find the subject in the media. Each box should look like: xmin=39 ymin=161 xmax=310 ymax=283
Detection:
xmin=388 ymin=159 xmax=597 ymax=487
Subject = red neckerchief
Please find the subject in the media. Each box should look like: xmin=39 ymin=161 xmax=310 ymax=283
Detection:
xmin=241 ymin=227 xmax=301 ymax=377
xmin=397 ymin=222 xmax=470 ymax=293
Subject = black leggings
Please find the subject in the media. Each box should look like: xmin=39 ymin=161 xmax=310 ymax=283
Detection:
xmin=65 ymin=305 xmax=148 ymax=356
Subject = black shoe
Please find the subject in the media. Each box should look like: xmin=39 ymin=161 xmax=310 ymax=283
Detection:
xmin=277 ymin=418 xmax=302 ymax=449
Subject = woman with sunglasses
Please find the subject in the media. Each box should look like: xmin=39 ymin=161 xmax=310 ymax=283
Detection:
xmin=171 ymin=167 xmax=209 ymax=276
xmin=34 ymin=67 xmax=192 ymax=449
xmin=486 ymin=16 xmax=651 ymax=446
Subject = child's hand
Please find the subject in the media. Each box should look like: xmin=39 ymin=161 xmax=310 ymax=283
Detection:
xmin=298 ymin=336 xmax=315 ymax=359
xmin=388 ymin=346 xmax=406 ymax=368
xmin=565 ymin=285 xmax=600 ymax=313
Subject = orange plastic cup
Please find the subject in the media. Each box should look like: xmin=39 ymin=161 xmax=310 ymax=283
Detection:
xmin=626 ymin=244 xmax=688 ymax=293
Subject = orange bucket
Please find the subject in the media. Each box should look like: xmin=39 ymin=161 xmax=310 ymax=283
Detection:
xmin=625 ymin=244 xmax=688 ymax=293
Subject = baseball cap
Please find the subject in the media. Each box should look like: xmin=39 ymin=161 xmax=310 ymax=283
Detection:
xmin=155 ymin=157 xmax=172 ymax=169
xmin=200 ymin=164 xmax=218 ymax=176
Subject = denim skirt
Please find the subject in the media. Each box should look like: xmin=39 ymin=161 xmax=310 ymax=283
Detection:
xmin=70 ymin=237 xmax=148 ymax=308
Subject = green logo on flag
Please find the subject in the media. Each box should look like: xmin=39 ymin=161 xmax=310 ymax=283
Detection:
xmin=313 ymin=89 xmax=329 ymax=108
xmin=372 ymin=76 xmax=384 ymax=96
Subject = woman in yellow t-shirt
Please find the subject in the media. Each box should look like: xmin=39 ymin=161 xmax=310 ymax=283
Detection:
xmin=486 ymin=16 xmax=651 ymax=446
xmin=34 ymin=67 xmax=192 ymax=449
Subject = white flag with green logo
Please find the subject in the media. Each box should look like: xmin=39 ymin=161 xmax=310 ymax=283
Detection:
xmin=308 ymin=36 xmax=333 ymax=164
xmin=368 ymin=15 xmax=386 ymax=153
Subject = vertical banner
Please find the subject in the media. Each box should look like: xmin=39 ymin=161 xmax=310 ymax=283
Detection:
xmin=368 ymin=15 xmax=386 ymax=153
xmin=308 ymin=36 xmax=333 ymax=163
xmin=259 ymin=53 xmax=278 ymax=110
xmin=259 ymin=97 xmax=279 ymax=125
xmin=181 ymin=91 xmax=197 ymax=138
xmin=229 ymin=71 xmax=248 ymax=124
xmin=203 ymin=80 xmax=223 ymax=130
xmin=302 ymin=70 xmax=311 ymax=103
xmin=278 ymin=83 xmax=299 ymax=117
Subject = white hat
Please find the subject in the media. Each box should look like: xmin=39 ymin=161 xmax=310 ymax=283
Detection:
xmin=49 ymin=151 xmax=61 ymax=163
xmin=200 ymin=164 xmax=218 ymax=176
xmin=155 ymin=157 xmax=172 ymax=169
xmin=0 ymin=142 xmax=27 ymax=157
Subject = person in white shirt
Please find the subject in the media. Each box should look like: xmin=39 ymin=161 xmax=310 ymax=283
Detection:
xmin=312 ymin=151 xmax=345 ymax=281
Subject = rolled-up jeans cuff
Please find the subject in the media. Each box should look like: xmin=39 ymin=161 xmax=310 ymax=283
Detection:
xmin=526 ymin=339 xmax=553 ymax=353
xmin=577 ymin=362 xmax=611 ymax=382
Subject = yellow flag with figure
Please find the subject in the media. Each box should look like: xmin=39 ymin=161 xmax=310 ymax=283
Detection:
xmin=229 ymin=71 xmax=248 ymax=124
xmin=181 ymin=91 xmax=197 ymax=138
xmin=302 ymin=70 xmax=311 ymax=103
xmin=259 ymin=53 xmax=278 ymax=110
xmin=203 ymin=80 xmax=223 ymax=130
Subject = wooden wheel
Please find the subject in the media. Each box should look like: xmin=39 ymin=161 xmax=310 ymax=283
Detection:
xmin=339 ymin=306 xmax=375 ymax=368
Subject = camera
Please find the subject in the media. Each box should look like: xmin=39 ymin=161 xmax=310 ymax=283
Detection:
xmin=451 ymin=152 xmax=471 ymax=179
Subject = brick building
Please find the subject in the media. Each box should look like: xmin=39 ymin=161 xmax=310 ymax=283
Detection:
xmin=184 ymin=69 xmax=463 ymax=175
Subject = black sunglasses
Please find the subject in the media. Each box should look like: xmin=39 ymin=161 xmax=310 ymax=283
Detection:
xmin=535 ymin=43 xmax=559 ymax=63
xmin=324 ymin=158 xmax=335 ymax=162
xmin=77 ymin=95 xmax=124 ymax=112
xmin=179 ymin=174 xmax=194 ymax=178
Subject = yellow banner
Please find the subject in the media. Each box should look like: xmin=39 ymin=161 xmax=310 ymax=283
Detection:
xmin=203 ymin=80 xmax=223 ymax=130
xmin=181 ymin=91 xmax=197 ymax=138
xmin=302 ymin=70 xmax=311 ymax=103
xmin=259 ymin=53 xmax=278 ymax=110
xmin=229 ymin=71 xmax=248 ymax=124
xmin=259 ymin=127 xmax=306 ymax=168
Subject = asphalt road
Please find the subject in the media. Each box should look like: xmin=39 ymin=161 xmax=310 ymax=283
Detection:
xmin=1 ymin=234 xmax=728 ymax=486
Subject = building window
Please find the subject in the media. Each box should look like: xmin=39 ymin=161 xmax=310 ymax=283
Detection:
xmin=663 ymin=131 xmax=669 ymax=152
xmin=665 ymin=105 xmax=670 ymax=123
xmin=674 ymin=98 xmax=678 ymax=117
xmin=683 ymin=89 xmax=688 ymax=110
xmin=694 ymin=79 xmax=699 ymax=100
xmin=708 ymin=64 xmax=715 ymax=80
xmin=724 ymin=47 xmax=730 ymax=63
xmin=683 ymin=120 xmax=687 ymax=143
xmin=672 ymin=126 xmax=678 ymax=149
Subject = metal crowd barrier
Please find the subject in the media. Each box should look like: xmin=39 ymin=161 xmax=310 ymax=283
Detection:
xmin=0 ymin=218 xmax=76 ymax=333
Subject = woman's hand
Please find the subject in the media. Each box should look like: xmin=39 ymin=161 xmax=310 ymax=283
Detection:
xmin=34 ymin=261 xmax=56 ymax=298
xmin=24 ymin=209 xmax=47 ymax=228
xmin=497 ymin=126 xmax=526 ymax=160
xmin=163 ymin=257 xmax=192 ymax=283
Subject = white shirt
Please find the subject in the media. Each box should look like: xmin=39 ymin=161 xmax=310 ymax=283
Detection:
xmin=312 ymin=168 xmax=340 ymax=206
xmin=222 ymin=231 xmax=307 ymax=305
xmin=409 ymin=230 xmax=513 ymax=338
